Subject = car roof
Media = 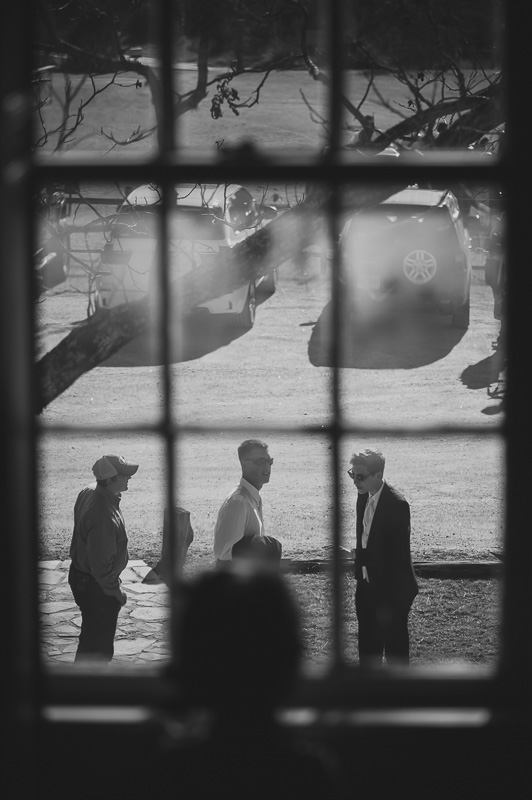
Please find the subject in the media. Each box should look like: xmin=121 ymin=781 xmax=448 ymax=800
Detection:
xmin=124 ymin=183 xmax=245 ymax=209
xmin=382 ymin=187 xmax=451 ymax=208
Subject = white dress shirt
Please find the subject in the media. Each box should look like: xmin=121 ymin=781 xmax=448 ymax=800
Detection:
xmin=213 ymin=478 xmax=264 ymax=561
xmin=361 ymin=482 xmax=384 ymax=581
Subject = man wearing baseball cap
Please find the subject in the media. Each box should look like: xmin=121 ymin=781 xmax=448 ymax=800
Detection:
xmin=68 ymin=454 xmax=139 ymax=662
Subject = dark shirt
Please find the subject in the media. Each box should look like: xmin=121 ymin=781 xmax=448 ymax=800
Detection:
xmin=69 ymin=483 xmax=128 ymax=598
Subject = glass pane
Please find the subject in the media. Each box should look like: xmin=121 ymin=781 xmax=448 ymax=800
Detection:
xmin=166 ymin=184 xmax=332 ymax=426
xmin=174 ymin=3 xmax=328 ymax=158
xmin=337 ymin=181 xmax=506 ymax=426
xmin=174 ymin=430 xmax=334 ymax=671
xmin=32 ymin=4 xmax=158 ymax=159
xmin=175 ymin=431 xmax=333 ymax=564
xmin=340 ymin=3 xmax=502 ymax=155
xmin=35 ymin=180 xmax=165 ymax=424
xmin=339 ymin=435 xmax=503 ymax=668
xmin=39 ymin=432 xmax=170 ymax=669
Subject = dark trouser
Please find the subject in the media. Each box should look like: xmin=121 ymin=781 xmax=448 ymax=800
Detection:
xmin=68 ymin=565 xmax=121 ymax=662
xmin=355 ymin=580 xmax=411 ymax=667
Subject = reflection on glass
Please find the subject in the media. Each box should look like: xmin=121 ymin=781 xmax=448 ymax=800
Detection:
xmin=165 ymin=181 xmax=282 ymax=362
xmin=98 ymin=180 xmax=282 ymax=364
xmin=95 ymin=183 xmax=161 ymax=310
xmin=39 ymin=433 xmax=169 ymax=669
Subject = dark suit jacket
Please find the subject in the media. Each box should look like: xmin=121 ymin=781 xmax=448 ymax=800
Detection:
xmin=354 ymin=482 xmax=418 ymax=609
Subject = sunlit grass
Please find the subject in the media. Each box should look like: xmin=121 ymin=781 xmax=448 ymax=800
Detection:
xmin=286 ymin=573 xmax=501 ymax=668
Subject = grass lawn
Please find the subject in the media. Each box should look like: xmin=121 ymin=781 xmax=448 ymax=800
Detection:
xmin=286 ymin=573 xmax=501 ymax=669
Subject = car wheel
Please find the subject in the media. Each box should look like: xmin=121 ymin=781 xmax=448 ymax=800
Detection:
xmin=256 ymin=269 xmax=277 ymax=297
xmin=452 ymin=296 xmax=470 ymax=328
xmin=402 ymin=250 xmax=438 ymax=284
xmin=233 ymin=283 xmax=256 ymax=329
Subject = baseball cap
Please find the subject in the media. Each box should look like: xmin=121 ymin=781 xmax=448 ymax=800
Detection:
xmin=92 ymin=454 xmax=139 ymax=480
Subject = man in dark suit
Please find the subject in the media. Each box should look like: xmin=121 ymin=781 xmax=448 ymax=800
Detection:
xmin=344 ymin=447 xmax=418 ymax=667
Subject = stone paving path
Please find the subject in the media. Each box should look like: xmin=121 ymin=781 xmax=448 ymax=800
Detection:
xmin=39 ymin=557 xmax=501 ymax=667
xmin=39 ymin=559 xmax=171 ymax=665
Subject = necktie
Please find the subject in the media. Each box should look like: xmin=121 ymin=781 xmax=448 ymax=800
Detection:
xmin=361 ymin=496 xmax=374 ymax=582
xmin=363 ymin=496 xmax=375 ymax=544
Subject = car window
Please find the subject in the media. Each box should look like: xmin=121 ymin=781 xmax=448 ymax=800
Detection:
xmin=344 ymin=206 xmax=455 ymax=243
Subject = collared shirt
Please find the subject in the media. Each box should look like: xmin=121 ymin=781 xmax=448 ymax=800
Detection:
xmin=361 ymin=482 xmax=384 ymax=581
xmin=213 ymin=477 xmax=264 ymax=562
xmin=69 ymin=483 xmax=129 ymax=597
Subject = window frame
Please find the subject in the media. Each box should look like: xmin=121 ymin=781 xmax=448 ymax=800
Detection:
xmin=3 ymin=0 xmax=531 ymax=721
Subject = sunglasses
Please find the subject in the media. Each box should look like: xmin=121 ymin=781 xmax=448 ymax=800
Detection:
xmin=243 ymin=457 xmax=274 ymax=467
xmin=347 ymin=469 xmax=376 ymax=481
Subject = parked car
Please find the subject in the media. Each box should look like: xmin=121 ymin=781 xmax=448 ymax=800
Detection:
xmin=95 ymin=183 xmax=277 ymax=328
xmin=340 ymin=187 xmax=473 ymax=328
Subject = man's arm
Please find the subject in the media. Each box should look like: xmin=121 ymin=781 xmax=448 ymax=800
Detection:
xmin=378 ymin=498 xmax=412 ymax=600
xmin=213 ymin=496 xmax=247 ymax=561
xmin=86 ymin=514 xmax=126 ymax=603
xmin=391 ymin=500 xmax=412 ymax=566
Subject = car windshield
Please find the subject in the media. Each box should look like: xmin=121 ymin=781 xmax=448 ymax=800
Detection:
xmin=111 ymin=206 xmax=226 ymax=241
xmin=344 ymin=205 xmax=455 ymax=249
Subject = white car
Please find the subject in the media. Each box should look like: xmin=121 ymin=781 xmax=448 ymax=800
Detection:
xmin=341 ymin=187 xmax=473 ymax=328
xmin=95 ymin=183 xmax=277 ymax=328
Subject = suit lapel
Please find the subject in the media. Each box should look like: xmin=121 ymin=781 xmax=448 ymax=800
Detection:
xmin=366 ymin=483 xmax=388 ymax=546
xmin=356 ymin=493 xmax=366 ymax=546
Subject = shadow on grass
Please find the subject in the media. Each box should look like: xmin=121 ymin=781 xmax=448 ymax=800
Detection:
xmin=308 ymin=300 xmax=465 ymax=369
xmin=99 ymin=313 xmax=250 ymax=367
xmin=99 ymin=292 xmax=274 ymax=367
xmin=461 ymin=333 xmax=506 ymax=417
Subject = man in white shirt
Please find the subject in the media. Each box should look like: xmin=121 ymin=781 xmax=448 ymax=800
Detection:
xmin=213 ymin=439 xmax=282 ymax=565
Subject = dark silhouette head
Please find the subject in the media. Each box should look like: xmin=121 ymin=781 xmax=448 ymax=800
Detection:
xmin=170 ymin=561 xmax=303 ymax=714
